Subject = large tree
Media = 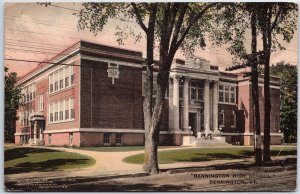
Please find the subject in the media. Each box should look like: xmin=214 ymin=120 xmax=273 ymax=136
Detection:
xmin=255 ymin=3 xmax=297 ymax=162
xmin=271 ymin=62 xmax=297 ymax=143
xmin=216 ymin=2 xmax=297 ymax=163
xmin=5 ymin=67 xmax=21 ymax=143
xmin=215 ymin=3 xmax=263 ymax=165
xmin=76 ymin=2 xmax=217 ymax=173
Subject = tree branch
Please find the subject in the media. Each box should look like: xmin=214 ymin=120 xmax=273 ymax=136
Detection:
xmin=131 ymin=3 xmax=148 ymax=33
xmin=167 ymin=3 xmax=189 ymax=64
xmin=165 ymin=3 xmax=179 ymax=49
xmin=175 ymin=3 xmax=218 ymax=48
xmin=270 ymin=6 xmax=282 ymax=32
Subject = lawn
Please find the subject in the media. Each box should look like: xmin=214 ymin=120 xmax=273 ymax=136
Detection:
xmin=4 ymin=146 xmax=96 ymax=175
xmin=72 ymin=146 xmax=176 ymax=152
xmin=123 ymin=146 xmax=297 ymax=164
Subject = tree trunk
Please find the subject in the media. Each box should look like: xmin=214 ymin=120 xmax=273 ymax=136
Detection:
xmin=142 ymin=4 xmax=160 ymax=173
xmin=143 ymin=126 xmax=159 ymax=174
xmin=250 ymin=11 xmax=262 ymax=165
xmin=262 ymin=6 xmax=272 ymax=162
xmin=143 ymin=72 xmax=169 ymax=174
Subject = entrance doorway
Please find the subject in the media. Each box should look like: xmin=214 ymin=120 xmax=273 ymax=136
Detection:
xmin=189 ymin=113 xmax=197 ymax=137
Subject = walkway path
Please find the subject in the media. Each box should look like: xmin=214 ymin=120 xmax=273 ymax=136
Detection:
xmin=5 ymin=145 xmax=294 ymax=181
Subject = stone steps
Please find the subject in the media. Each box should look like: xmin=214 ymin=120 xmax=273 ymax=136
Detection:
xmin=183 ymin=135 xmax=231 ymax=146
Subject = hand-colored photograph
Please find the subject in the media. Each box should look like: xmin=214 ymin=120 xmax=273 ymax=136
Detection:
xmin=4 ymin=2 xmax=297 ymax=192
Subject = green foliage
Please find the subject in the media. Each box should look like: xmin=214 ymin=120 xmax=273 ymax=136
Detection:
xmin=4 ymin=146 xmax=96 ymax=174
xmin=123 ymin=146 xmax=296 ymax=164
xmin=210 ymin=3 xmax=297 ymax=64
xmin=76 ymin=3 xmax=217 ymax=56
xmin=271 ymin=62 xmax=297 ymax=143
xmin=5 ymin=67 xmax=21 ymax=143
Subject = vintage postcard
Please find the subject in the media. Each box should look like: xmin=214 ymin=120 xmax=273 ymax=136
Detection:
xmin=4 ymin=2 xmax=297 ymax=192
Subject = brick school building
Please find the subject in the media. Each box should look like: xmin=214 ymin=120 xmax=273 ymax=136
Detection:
xmin=14 ymin=40 xmax=282 ymax=147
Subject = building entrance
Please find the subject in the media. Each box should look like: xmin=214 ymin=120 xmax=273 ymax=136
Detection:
xmin=189 ymin=113 xmax=198 ymax=137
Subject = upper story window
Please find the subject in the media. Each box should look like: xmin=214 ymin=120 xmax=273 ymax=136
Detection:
xmin=49 ymin=64 xmax=74 ymax=94
xmin=189 ymin=81 xmax=203 ymax=101
xmin=219 ymin=84 xmax=236 ymax=104
xmin=21 ymin=83 xmax=36 ymax=103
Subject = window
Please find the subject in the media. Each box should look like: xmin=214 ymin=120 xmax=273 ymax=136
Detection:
xmin=32 ymin=84 xmax=36 ymax=99
xmin=69 ymin=133 xmax=73 ymax=146
xmin=49 ymin=98 xmax=74 ymax=123
xmin=219 ymin=110 xmax=225 ymax=128
xmin=188 ymin=81 xmax=204 ymax=101
xmin=65 ymin=66 xmax=70 ymax=87
xmin=49 ymin=65 xmax=74 ymax=94
xmin=49 ymin=74 xmax=54 ymax=93
xmin=38 ymin=94 xmax=44 ymax=111
xmin=59 ymin=69 xmax=64 ymax=89
xmin=65 ymin=99 xmax=69 ymax=120
xmin=49 ymin=103 xmax=53 ymax=122
xmin=116 ymin=133 xmax=122 ymax=145
xmin=70 ymin=98 xmax=75 ymax=119
xmin=65 ymin=77 xmax=69 ymax=87
xmin=54 ymin=102 xmax=58 ymax=122
xmin=71 ymin=66 xmax=75 ymax=85
xmin=54 ymin=72 xmax=59 ymax=91
xmin=230 ymin=93 xmax=235 ymax=103
xmin=219 ymin=84 xmax=236 ymax=103
xmin=104 ymin=133 xmax=110 ymax=144
xmin=191 ymin=87 xmax=197 ymax=99
xmin=59 ymin=101 xmax=63 ymax=121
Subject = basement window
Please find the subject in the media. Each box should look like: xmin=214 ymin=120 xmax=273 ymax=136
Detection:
xmin=104 ymin=133 xmax=110 ymax=145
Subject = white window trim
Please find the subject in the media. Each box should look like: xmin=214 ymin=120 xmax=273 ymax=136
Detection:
xmin=189 ymin=81 xmax=204 ymax=101
xmin=48 ymin=97 xmax=75 ymax=124
xmin=116 ymin=133 xmax=123 ymax=145
xmin=48 ymin=63 xmax=75 ymax=95
xmin=103 ymin=133 xmax=110 ymax=145
xmin=219 ymin=83 xmax=236 ymax=104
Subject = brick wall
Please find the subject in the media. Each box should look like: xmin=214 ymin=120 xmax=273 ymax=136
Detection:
xmin=80 ymin=59 xmax=143 ymax=129
xmin=15 ymin=136 xmax=20 ymax=144
xmin=122 ymin=133 xmax=144 ymax=146
xmin=249 ymin=84 xmax=280 ymax=134
xmin=80 ymin=132 xmax=103 ymax=146
xmin=159 ymin=134 xmax=182 ymax=146
xmin=44 ymin=132 xmax=80 ymax=146
xmin=218 ymin=104 xmax=238 ymax=133
xmin=238 ymin=82 xmax=251 ymax=133
xmin=46 ymin=57 xmax=81 ymax=131
xmin=80 ymin=132 xmax=144 ymax=146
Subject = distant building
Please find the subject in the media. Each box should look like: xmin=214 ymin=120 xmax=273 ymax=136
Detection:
xmin=14 ymin=40 xmax=282 ymax=146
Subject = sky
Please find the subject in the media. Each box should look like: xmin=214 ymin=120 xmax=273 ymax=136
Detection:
xmin=4 ymin=2 xmax=298 ymax=77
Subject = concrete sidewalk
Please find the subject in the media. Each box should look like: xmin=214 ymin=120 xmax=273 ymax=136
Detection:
xmin=5 ymin=146 xmax=294 ymax=181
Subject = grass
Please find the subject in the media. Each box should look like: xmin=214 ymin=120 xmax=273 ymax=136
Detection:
xmin=72 ymin=146 xmax=176 ymax=152
xmin=123 ymin=146 xmax=297 ymax=164
xmin=4 ymin=146 xmax=96 ymax=175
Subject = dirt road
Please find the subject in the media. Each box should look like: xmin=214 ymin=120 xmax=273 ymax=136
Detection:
xmin=5 ymin=156 xmax=296 ymax=192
